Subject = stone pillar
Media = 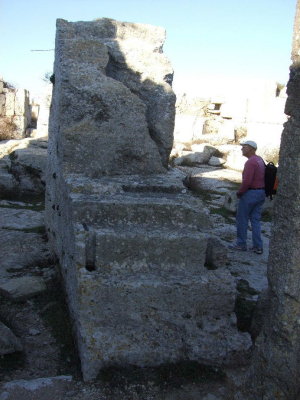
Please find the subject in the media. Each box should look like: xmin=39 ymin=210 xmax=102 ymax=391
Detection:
xmin=46 ymin=18 xmax=251 ymax=381
xmin=233 ymin=1 xmax=300 ymax=398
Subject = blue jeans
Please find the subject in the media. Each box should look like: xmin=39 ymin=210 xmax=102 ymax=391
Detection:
xmin=236 ymin=189 xmax=265 ymax=249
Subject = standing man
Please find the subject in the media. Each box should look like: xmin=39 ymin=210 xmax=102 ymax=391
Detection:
xmin=230 ymin=140 xmax=266 ymax=254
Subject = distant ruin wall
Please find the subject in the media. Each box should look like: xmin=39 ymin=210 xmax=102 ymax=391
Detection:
xmin=0 ymin=78 xmax=32 ymax=140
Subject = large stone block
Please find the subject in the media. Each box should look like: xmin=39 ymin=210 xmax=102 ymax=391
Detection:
xmin=50 ymin=18 xmax=175 ymax=176
xmin=74 ymin=266 xmax=251 ymax=380
xmin=55 ymin=18 xmax=176 ymax=168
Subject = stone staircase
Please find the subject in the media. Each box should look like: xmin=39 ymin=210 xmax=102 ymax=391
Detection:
xmin=46 ymin=172 xmax=252 ymax=380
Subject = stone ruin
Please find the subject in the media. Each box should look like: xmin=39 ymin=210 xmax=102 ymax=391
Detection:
xmin=0 ymin=78 xmax=33 ymax=140
xmin=45 ymin=18 xmax=251 ymax=381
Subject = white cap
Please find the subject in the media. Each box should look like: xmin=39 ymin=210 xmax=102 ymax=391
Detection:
xmin=240 ymin=140 xmax=257 ymax=150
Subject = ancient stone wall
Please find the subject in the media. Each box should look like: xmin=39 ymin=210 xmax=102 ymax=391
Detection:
xmin=173 ymin=80 xmax=287 ymax=162
xmin=0 ymin=78 xmax=32 ymax=139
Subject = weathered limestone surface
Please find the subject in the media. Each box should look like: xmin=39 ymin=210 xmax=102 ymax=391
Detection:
xmin=46 ymin=18 xmax=251 ymax=381
xmin=49 ymin=18 xmax=174 ymax=175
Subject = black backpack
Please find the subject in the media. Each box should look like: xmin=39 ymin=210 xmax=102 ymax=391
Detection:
xmin=265 ymin=162 xmax=278 ymax=200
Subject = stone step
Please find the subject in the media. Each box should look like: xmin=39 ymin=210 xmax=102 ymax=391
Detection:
xmin=0 ymin=158 xmax=15 ymax=193
xmin=79 ymin=267 xmax=235 ymax=315
xmin=71 ymin=192 xmax=210 ymax=230
xmin=74 ymin=225 xmax=208 ymax=274
xmin=75 ymin=267 xmax=251 ymax=380
xmin=66 ymin=169 xmax=189 ymax=195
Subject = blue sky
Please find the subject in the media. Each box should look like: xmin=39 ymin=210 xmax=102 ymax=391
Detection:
xmin=0 ymin=0 xmax=297 ymax=95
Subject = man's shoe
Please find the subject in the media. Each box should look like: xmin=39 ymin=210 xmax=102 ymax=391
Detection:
xmin=228 ymin=244 xmax=247 ymax=251
xmin=254 ymin=248 xmax=263 ymax=254
xmin=250 ymin=247 xmax=263 ymax=254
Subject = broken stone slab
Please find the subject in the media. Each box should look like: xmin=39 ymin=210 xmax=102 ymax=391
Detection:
xmin=9 ymin=146 xmax=47 ymax=194
xmin=0 ymin=230 xmax=49 ymax=278
xmin=174 ymin=151 xmax=211 ymax=166
xmin=208 ymin=156 xmax=226 ymax=166
xmin=73 ymin=267 xmax=251 ymax=381
xmin=0 ymin=276 xmax=47 ymax=301
xmin=0 ymin=208 xmax=44 ymax=230
xmin=50 ymin=18 xmax=171 ymax=177
xmin=0 ymin=137 xmax=48 ymax=196
xmin=190 ymin=144 xmax=218 ymax=156
xmin=0 ymin=137 xmax=47 ymax=159
xmin=180 ymin=165 xmax=241 ymax=193
xmin=0 ymin=321 xmax=23 ymax=355
xmin=0 ymin=376 xmax=73 ymax=400
xmin=87 ymin=18 xmax=176 ymax=167
xmin=0 ymin=139 xmax=28 ymax=158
